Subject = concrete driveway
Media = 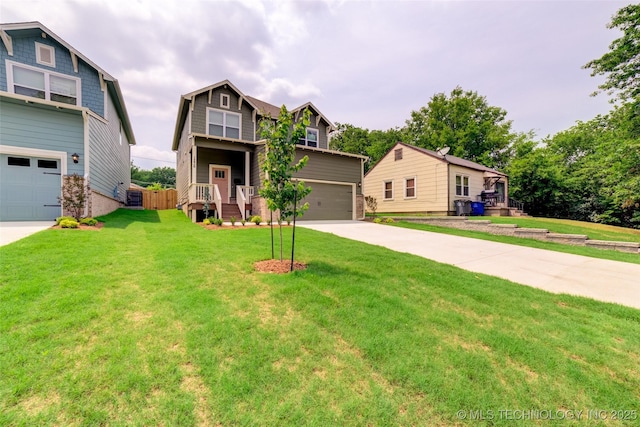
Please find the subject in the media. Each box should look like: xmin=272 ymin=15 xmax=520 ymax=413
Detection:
xmin=298 ymin=221 xmax=640 ymax=310
xmin=0 ymin=221 xmax=53 ymax=246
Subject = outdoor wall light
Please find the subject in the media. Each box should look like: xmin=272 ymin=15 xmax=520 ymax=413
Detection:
xmin=71 ymin=153 xmax=80 ymax=163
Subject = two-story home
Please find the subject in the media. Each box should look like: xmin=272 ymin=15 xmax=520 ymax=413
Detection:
xmin=172 ymin=80 xmax=366 ymax=222
xmin=0 ymin=21 xmax=135 ymax=221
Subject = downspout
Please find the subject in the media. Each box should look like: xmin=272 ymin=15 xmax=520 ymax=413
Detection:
xmin=446 ymin=163 xmax=450 ymax=216
xmin=82 ymin=110 xmax=90 ymax=218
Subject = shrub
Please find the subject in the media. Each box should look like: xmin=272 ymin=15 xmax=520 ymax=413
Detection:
xmin=80 ymin=217 xmax=98 ymax=226
xmin=241 ymin=218 xmax=246 ymax=226
xmin=373 ymin=218 xmax=382 ymax=224
xmin=385 ymin=217 xmax=395 ymax=223
xmin=60 ymin=219 xmax=79 ymax=228
xmin=58 ymin=173 xmax=87 ymax=221
xmin=203 ymin=218 xmax=211 ymax=225
xmin=214 ymin=218 xmax=223 ymax=226
xmin=230 ymin=216 xmax=237 ymax=226
xmin=365 ymin=195 xmax=378 ymax=216
xmin=251 ymin=215 xmax=262 ymax=225
xmin=56 ymin=216 xmax=76 ymax=225
xmin=267 ymin=219 xmax=272 ymax=226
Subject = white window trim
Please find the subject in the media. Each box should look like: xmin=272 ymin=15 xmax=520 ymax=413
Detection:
xmin=220 ymin=93 xmax=230 ymax=109
xmin=455 ymin=174 xmax=470 ymax=197
xmin=299 ymin=127 xmax=319 ymax=147
xmin=383 ymin=180 xmax=394 ymax=201
xmin=404 ymin=176 xmax=417 ymax=199
xmin=35 ymin=42 xmax=55 ymax=67
xmin=206 ymin=107 xmax=242 ymax=139
xmin=6 ymin=60 xmax=81 ymax=106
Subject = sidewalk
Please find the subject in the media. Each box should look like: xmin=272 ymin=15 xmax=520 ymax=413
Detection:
xmin=298 ymin=221 xmax=640 ymax=310
xmin=0 ymin=222 xmax=53 ymax=247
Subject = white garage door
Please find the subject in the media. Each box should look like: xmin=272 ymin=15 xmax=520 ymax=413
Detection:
xmin=299 ymin=182 xmax=353 ymax=220
xmin=0 ymin=154 xmax=61 ymax=221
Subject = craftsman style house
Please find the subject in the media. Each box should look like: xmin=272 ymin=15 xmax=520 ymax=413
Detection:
xmin=364 ymin=142 xmax=521 ymax=216
xmin=0 ymin=21 xmax=135 ymax=221
xmin=172 ymin=80 xmax=366 ymax=222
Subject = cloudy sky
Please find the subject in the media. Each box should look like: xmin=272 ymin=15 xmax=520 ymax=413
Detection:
xmin=1 ymin=0 xmax=627 ymax=169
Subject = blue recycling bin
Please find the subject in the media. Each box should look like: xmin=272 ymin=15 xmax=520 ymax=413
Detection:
xmin=471 ymin=201 xmax=485 ymax=216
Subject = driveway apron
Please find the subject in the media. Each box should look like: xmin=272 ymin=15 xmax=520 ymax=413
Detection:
xmin=0 ymin=221 xmax=53 ymax=246
xmin=298 ymin=221 xmax=640 ymax=310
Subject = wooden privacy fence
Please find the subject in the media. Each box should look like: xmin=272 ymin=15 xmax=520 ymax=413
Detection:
xmin=141 ymin=189 xmax=177 ymax=210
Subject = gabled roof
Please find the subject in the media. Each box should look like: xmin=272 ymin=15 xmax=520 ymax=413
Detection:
xmin=394 ymin=142 xmax=506 ymax=175
xmin=172 ymin=79 xmax=336 ymax=150
xmin=0 ymin=21 xmax=136 ymax=145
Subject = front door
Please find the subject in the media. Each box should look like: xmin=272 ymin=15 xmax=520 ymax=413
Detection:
xmin=495 ymin=181 xmax=505 ymax=203
xmin=210 ymin=165 xmax=230 ymax=203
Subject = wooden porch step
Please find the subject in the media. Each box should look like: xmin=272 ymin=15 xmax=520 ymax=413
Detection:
xmin=221 ymin=203 xmax=242 ymax=221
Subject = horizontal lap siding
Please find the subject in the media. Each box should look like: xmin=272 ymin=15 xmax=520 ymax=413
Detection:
xmin=0 ymin=98 xmax=84 ymax=176
xmin=176 ymin=123 xmax=190 ymax=204
xmin=364 ymin=145 xmax=448 ymax=213
xmin=448 ymin=165 xmax=485 ymax=210
xmin=293 ymin=150 xmax=362 ymax=194
xmin=88 ymin=94 xmax=130 ymax=201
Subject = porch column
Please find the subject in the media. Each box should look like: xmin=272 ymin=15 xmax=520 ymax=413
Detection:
xmin=245 ymin=151 xmax=250 ymax=186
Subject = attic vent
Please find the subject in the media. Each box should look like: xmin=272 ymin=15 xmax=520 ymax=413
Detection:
xmin=394 ymin=148 xmax=403 ymax=161
xmin=35 ymin=42 xmax=55 ymax=67
xmin=220 ymin=94 xmax=230 ymax=109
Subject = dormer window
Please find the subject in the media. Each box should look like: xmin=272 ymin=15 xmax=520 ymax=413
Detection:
xmin=35 ymin=42 xmax=55 ymax=67
xmin=299 ymin=128 xmax=318 ymax=148
xmin=220 ymin=94 xmax=230 ymax=109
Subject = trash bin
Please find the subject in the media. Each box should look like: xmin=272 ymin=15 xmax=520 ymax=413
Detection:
xmin=455 ymin=200 xmax=472 ymax=216
xmin=471 ymin=201 xmax=485 ymax=216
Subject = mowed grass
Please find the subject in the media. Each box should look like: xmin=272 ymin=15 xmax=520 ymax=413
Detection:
xmin=467 ymin=216 xmax=640 ymax=243
xmin=1 ymin=209 xmax=639 ymax=426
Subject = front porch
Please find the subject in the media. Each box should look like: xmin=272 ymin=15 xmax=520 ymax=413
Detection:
xmin=187 ymin=183 xmax=255 ymax=222
xmin=183 ymin=142 xmax=259 ymax=222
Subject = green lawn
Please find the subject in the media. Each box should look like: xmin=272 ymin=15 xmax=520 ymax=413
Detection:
xmin=467 ymin=216 xmax=640 ymax=243
xmin=1 ymin=209 xmax=639 ymax=425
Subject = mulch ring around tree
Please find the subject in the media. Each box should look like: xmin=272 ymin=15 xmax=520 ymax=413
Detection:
xmin=254 ymin=259 xmax=307 ymax=274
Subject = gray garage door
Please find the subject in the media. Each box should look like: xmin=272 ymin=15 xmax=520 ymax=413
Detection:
xmin=0 ymin=154 xmax=61 ymax=221
xmin=299 ymin=182 xmax=353 ymax=220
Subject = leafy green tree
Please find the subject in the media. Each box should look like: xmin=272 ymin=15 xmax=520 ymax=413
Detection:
xmin=259 ymin=106 xmax=312 ymax=261
xmin=329 ymin=124 xmax=402 ymax=172
xmin=403 ymin=86 xmax=519 ymax=169
xmin=131 ymin=163 xmax=176 ymax=188
xmin=583 ymin=4 xmax=640 ymax=102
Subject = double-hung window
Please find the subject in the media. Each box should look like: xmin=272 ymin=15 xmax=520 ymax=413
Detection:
xmin=405 ymin=177 xmax=416 ymax=198
xmin=456 ymin=175 xmax=469 ymax=197
xmin=207 ymin=108 xmax=241 ymax=139
xmin=383 ymin=180 xmax=394 ymax=200
xmin=8 ymin=61 xmax=80 ymax=106
xmin=299 ymin=128 xmax=319 ymax=147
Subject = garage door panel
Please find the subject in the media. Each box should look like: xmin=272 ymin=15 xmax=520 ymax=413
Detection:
xmin=299 ymin=182 xmax=353 ymax=221
xmin=0 ymin=154 xmax=61 ymax=221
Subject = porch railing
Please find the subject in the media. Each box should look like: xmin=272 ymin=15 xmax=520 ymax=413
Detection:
xmin=189 ymin=183 xmax=222 ymax=218
xmin=508 ymin=198 xmax=525 ymax=212
xmin=236 ymin=186 xmax=247 ymax=221
xmin=235 ymin=186 xmax=255 ymax=221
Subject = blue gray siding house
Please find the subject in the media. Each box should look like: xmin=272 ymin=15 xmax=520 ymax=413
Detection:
xmin=0 ymin=21 xmax=135 ymax=221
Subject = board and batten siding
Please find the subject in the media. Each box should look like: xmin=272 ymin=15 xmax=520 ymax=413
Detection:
xmin=447 ymin=165 xmax=485 ymax=210
xmin=88 ymin=93 xmax=130 ymax=202
xmin=0 ymin=98 xmax=84 ymax=176
xmin=293 ymin=150 xmax=362 ymax=194
xmin=190 ymin=90 xmax=255 ymax=141
xmin=364 ymin=145 xmax=448 ymax=213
